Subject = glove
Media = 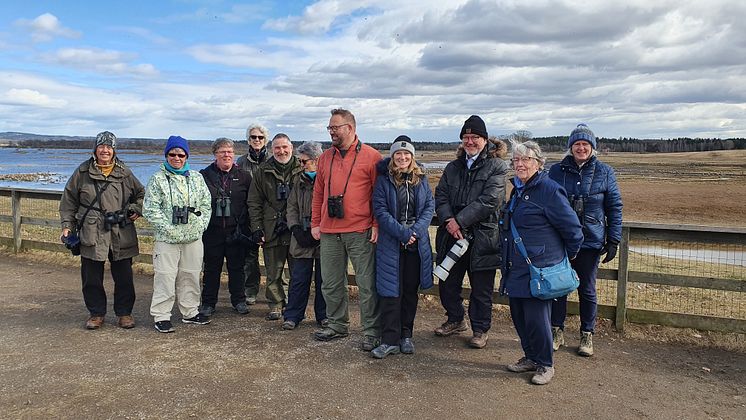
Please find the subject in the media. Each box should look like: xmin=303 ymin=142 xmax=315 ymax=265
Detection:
xmin=300 ymin=230 xmax=320 ymax=248
xmin=274 ymin=219 xmax=289 ymax=236
xmin=600 ymin=241 xmax=619 ymax=264
xmin=250 ymin=229 xmax=265 ymax=245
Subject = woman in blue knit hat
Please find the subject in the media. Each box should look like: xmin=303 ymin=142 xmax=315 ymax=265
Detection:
xmin=547 ymin=124 xmax=623 ymax=356
xmin=143 ymin=135 xmax=213 ymax=333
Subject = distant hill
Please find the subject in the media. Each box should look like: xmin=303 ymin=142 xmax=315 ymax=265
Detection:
xmin=1 ymin=132 xmax=744 ymax=153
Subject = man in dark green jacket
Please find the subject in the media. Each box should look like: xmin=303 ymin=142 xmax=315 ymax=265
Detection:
xmin=247 ymin=133 xmax=303 ymax=320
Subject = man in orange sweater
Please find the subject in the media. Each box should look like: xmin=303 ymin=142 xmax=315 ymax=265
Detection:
xmin=311 ymin=108 xmax=382 ymax=350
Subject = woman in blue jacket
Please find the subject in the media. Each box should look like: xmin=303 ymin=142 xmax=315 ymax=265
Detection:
xmin=370 ymin=136 xmax=435 ymax=359
xmin=548 ymin=124 xmax=623 ymax=357
xmin=501 ymin=141 xmax=583 ymax=385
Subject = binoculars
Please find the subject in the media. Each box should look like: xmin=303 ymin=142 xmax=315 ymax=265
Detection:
xmin=103 ymin=210 xmax=128 ymax=230
xmin=569 ymin=195 xmax=585 ymax=219
xmin=215 ymin=196 xmax=231 ymax=217
xmin=172 ymin=206 xmax=200 ymax=225
xmin=327 ymin=195 xmax=344 ymax=219
xmin=276 ymin=183 xmax=289 ymax=201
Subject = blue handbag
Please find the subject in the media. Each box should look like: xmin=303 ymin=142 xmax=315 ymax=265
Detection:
xmin=510 ymin=220 xmax=579 ymax=300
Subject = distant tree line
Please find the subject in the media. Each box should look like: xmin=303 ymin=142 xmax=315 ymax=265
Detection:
xmin=2 ymin=132 xmax=745 ymax=154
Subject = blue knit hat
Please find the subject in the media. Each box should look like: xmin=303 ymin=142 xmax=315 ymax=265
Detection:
xmin=568 ymin=123 xmax=596 ymax=149
xmin=165 ymin=135 xmax=190 ymax=157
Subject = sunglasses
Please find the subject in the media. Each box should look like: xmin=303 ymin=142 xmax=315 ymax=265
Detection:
xmin=249 ymin=135 xmax=265 ymax=140
xmin=167 ymin=152 xmax=187 ymax=158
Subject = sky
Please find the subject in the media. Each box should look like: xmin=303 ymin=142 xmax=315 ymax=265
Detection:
xmin=0 ymin=0 xmax=744 ymax=143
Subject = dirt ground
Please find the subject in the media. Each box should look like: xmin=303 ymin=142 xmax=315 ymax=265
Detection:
xmin=0 ymin=251 xmax=744 ymax=419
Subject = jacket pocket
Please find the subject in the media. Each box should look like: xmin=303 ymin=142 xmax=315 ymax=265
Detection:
xmin=471 ymin=222 xmax=501 ymax=271
xmin=80 ymin=215 xmax=100 ymax=247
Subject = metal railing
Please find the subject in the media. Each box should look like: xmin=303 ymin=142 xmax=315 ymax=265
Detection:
xmin=2 ymin=186 xmax=745 ymax=333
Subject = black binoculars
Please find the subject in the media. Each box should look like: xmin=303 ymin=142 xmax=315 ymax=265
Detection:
xmin=215 ymin=196 xmax=231 ymax=217
xmin=103 ymin=210 xmax=128 ymax=230
xmin=569 ymin=195 xmax=585 ymax=219
xmin=172 ymin=206 xmax=200 ymax=225
xmin=327 ymin=195 xmax=344 ymax=219
xmin=276 ymin=183 xmax=289 ymax=201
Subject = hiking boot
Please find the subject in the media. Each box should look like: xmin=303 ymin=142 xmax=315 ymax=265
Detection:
xmin=200 ymin=305 xmax=215 ymax=317
xmin=531 ymin=366 xmax=555 ymax=385
xmin=233 ymin=302 xmax=249 ymax=315
xmin=468 ymin=332 xmax=488 ymax=349
xmin=506 ymin=357 xmax=539 ymax=373
xmin=399 ymin=338 xmax=415 ymax=354
xmin=313 ymin=327 xmax=348 ymax=342
xmin=361 ymin=335 xmax=381 ymax=351
xmin=317 ymin=318 xmax=330 ymax=328
xmin=118 ymin=315 xmax=135 ymax=329
xmin=85 ymin=315 xmax=105 ymax=330
xmin=578 ymin=331 xmax=594 ymax=357
xmin=154 ymin=320 xmax=175 ymax=333
xmin=552 ymin=326 xmax=565 ymax=351
xmin=370 ymin=344 xmax=400 ymax=359
xmin=265 ymin=310 xmax=282 ymax=321
xmin=434 ymin=320 xmax=467 ymax=337
xmin=246 ymin=296 xmax=257 ymax=305
xmin=282 ymin=320 xmax=297 ymax=330
xmin=182 ymin=313 xmax=211 ymax=325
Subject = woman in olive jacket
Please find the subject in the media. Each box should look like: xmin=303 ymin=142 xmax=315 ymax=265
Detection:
xmin=59 ymin=131 xmax=144 ymax=330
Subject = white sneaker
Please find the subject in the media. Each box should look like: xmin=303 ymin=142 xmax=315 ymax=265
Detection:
xmin=531 ymin=366 xmax=555 ymax=385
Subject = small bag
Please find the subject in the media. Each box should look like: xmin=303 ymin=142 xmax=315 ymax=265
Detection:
xmin=510 ymin=220 xmax=579 ymax=300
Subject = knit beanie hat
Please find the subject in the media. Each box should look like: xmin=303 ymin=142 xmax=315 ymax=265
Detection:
xmin=165 ymin=135 xmax=190 ymax=157
xmin=568 ymin=123 xmax=597 ymax=149
xmin=94 ymin=131 xmax=116 ymax=151
xmin=460 ymin=115 xmax=488 ymax=140
xmin=389 ymin=135 xmax=415 ymax=157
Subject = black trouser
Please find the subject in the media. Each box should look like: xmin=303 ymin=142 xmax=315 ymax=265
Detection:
xmin=81 ymin=251 xmax=134 ymax=316
xmin=438 ymin=248 xmax=496 ymax=333
xmin=202 ymin=225 xmax=247 ymax=307
xmin=380 ymin=249 xmax=421 ymax=346
xmin=244 ymin=244 xmax=261 ymax=299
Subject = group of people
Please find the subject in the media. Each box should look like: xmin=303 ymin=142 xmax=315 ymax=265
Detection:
xmin=59 ymin=109 xmax=622 ymax=385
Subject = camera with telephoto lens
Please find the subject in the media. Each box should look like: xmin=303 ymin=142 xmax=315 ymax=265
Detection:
xmin=215 ymin=196 xmax=231 ymax=217
xmin=327 ymin=195 xmax=344 ymax=219
xmin=61 ymin=233 xmax=81 ymax=256
xmin=276 ymin=183 xmax=289 ymax=201
xmin=172 ymin=206 xmax=200 ymax=224
xmin=433 ymin=238 xmax=470 ymax=281
xmin=103 ymin=210 xmax=127 ymax=230
xmin=569 ymin=194 xmax=585 ymax=220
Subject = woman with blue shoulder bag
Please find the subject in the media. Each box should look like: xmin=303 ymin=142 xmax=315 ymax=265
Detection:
xmin=500 ymin=141 xmax=583 ymax=385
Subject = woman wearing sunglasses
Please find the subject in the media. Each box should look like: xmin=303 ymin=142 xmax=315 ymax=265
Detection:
xmin=143 ymin=135 xmax=212 ymax=333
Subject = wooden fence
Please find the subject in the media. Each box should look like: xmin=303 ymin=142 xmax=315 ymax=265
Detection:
xmin=1 ymin=186 xmax=745 ymax=333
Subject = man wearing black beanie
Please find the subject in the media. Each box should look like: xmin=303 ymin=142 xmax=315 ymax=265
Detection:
xmin=433 ymin=115 xmax=508 ymax=349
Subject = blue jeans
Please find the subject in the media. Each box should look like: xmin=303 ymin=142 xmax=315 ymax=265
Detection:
xmin=283 ymin=258 xmax=326 ymax=324
xmin=551 ymin=248 xmax=601 ymax=333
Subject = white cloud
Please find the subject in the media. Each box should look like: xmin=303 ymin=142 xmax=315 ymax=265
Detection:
xmin=1 ymin=88 xmax=67 ymax=108
xmin=15 ymin=13 xmax=81 ymax=43
xmin=44 ymin=48 xmax=159 ymax=77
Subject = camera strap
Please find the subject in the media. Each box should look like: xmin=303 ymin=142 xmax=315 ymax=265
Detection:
xmin=77 ymin=179 xmax=111 ymax=231
xmin=327 ymin=139 xmax=361 ymax=199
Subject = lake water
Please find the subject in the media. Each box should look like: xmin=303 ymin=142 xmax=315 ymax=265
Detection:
xmin=0 ymin=148 xmax=216 ymax=191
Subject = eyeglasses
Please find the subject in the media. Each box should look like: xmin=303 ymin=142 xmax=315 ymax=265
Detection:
xmin=249 ymin=135 xmax=265 ymax=140
xmin=510 ymin=156 xmax=535 ymax=164
xmin=168 ymin=153 xmax=187 ymax=158
xmin=299 ymin=158 xmax=314 ymax=165
xmin=216 ymin=150 xmax=234 ymax=155
xmin=326 ymin=124 xmax=350 ymax=133
xmin=462 ymin=135 xmax=483 ymax=142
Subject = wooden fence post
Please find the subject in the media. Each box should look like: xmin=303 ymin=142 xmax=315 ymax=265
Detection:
xmin=11 ymin=190 xmax=21 ymax=253
xmin=615 ymin=226 xmax=631 ymax=331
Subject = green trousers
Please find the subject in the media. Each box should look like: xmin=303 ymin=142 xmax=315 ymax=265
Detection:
xmin=243 ymin=245 xmax=261 ymax=299
xmin=262 ymin=244 xmax=292 ymax=310
xmin=319 ymin=230 xmax=379 ymax=337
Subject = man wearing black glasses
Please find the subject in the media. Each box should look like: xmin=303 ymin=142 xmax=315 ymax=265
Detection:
xmin=237 ymin=123 xmax=269 ymax=306
xmin=310 ymin=108 xmax=382 ymax=351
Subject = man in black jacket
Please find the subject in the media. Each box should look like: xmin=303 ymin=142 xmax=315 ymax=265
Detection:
xmin=433 ymin=115 xmax=508 ymax=349
xmin=199 ymin=138 xmax=252 ymax=316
